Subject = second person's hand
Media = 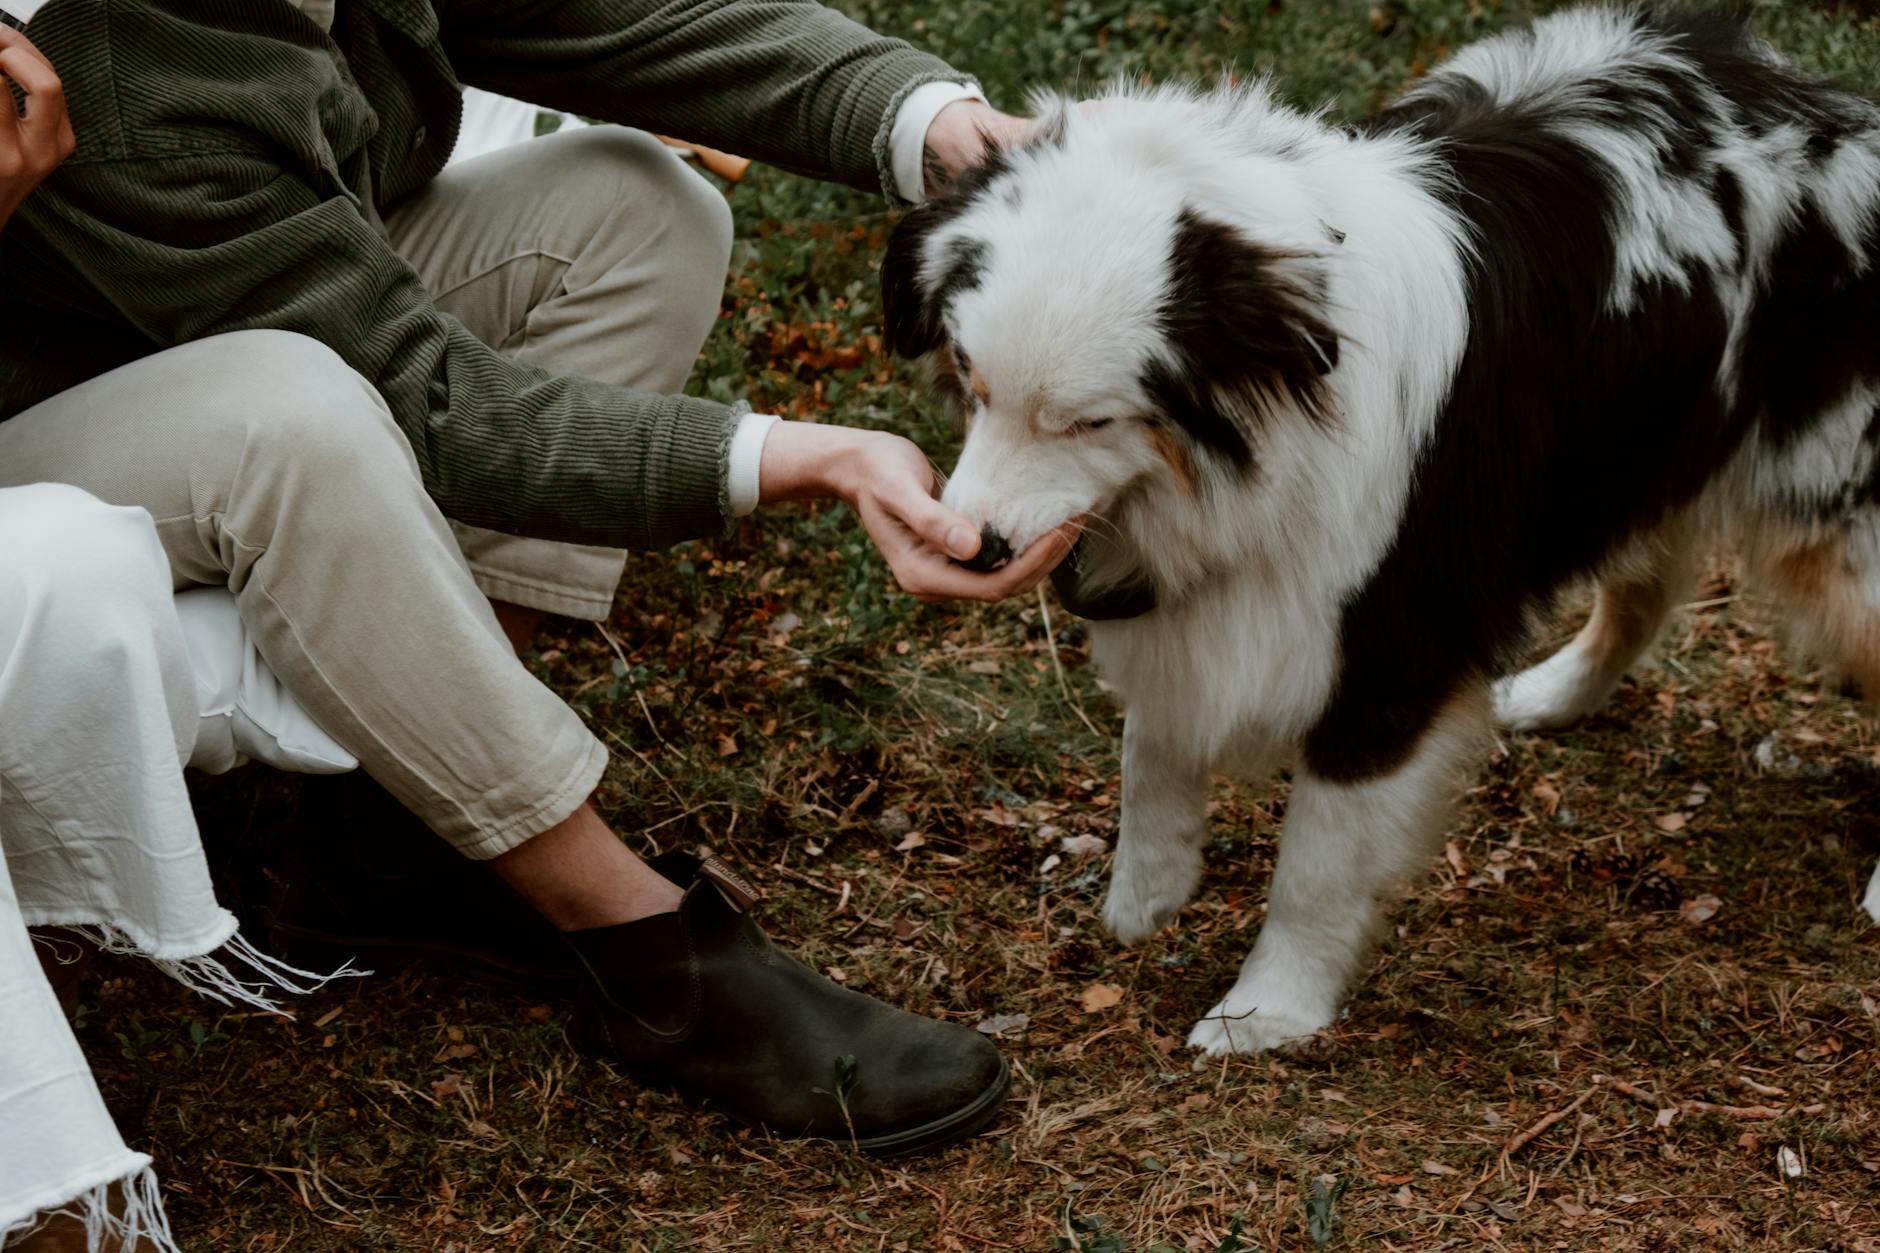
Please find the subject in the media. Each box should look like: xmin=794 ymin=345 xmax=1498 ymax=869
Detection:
xmin=0 ymin=26 xmax=76 ymax=232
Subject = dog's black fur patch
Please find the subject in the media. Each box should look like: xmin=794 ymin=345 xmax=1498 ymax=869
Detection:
xmin=1305 ymin=8 xmax=1880 ymax=781
xmin=1144 ymin=210 xmax=1341 ymax=470
xmin=880 ymin=149 xmax=1017 ymax=361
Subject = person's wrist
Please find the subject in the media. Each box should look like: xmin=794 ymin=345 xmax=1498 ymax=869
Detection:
xmin=757 ymin=421 xmax=881 ymax=506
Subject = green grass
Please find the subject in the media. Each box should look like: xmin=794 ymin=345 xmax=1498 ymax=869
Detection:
xmin=72 ymin=1 xmax=1880 ymax=1249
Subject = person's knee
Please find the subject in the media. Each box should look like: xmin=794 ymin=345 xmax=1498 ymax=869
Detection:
xmin=557 ymin=126 xmax=734 ymax=304
xmin=210 ymin=331 xmax=409 ymax=474
xmin=669 ymin=155 xmax=735 ymax=320
xmin=656 ymin=140 xmax=735 ymax=307
xmin=655 ymin=139 xmax=736 ymax=277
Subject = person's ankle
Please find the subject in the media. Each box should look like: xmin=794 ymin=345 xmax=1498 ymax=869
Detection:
xmin=490 ymin=600 xmax=549 ymax=654
xmin=488 ymin=803 xmax=685 ymax=930
xmin=539 ymin=877 xmax=683 ymax=932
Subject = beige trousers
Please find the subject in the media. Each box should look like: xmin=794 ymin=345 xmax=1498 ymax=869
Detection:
xmin=0 ymin=127 xmax=733 ymax=856
xmin=385 ymin=125 xmax=734 ymax=618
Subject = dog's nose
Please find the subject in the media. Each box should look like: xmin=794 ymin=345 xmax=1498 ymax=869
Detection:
xmin=956 ymin=525 xmax=1014 ymax=573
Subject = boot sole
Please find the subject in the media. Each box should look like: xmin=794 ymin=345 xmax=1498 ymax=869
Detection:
xmin=847 ymin=1053 xmax=1012 ymax=1158
xmin=586 ymin=1029 xmax=1013 ymax=1159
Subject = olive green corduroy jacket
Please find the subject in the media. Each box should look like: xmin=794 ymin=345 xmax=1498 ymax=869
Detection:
xmin=1 ymin=0 xmax=958 ymax=549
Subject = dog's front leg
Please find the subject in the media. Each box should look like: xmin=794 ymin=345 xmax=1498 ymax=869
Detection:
xmin=1188 ymin=687 xmax=1491 ymax=1054
xmin=1102 ymin=712 xmax=1213 ymax=946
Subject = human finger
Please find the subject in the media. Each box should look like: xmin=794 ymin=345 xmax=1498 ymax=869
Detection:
xmin=874 ymin=465 xmax=983 ymax=562
xmin=0 ymin=44 xmax=66 ymax=153
xmin=0 ymin=27 xmax=59 ymax=75
xmin=890 ymin=518 xmax=1080 ymax=603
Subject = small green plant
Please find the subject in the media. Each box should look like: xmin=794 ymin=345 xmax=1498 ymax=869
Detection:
xmin=113 ymin=1014 xmax=226 ymax=1068
xmin=1051 ymin=1207 xmax=1129 ymax=1253
xmin=114 ymin=1015 xmax=164 ymax=1064
xmin=182 ymin=1019 xmax=228 ymax=1060
xmin=1213 ymin=1217 xmax=1257 ymax=1253
xmin=811 ymin=1053 xmax=862 ymax=1150
xmin=1304 ymin=1176 xmax=1350 ymax=1251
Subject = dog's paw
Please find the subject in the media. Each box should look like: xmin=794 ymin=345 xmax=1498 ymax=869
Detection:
xmin=1101 ymin=883 xmax=1182 ymax=947
xmin=1101 ymin=852 xmax=1200 ymax=946
xmin=1492 ymin=650 xmax=1610 ymax=732
xmin=1186 ymin=990 xmax=1334 ymax=1056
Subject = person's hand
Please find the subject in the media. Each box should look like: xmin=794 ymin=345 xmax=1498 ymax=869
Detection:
xmin=922 ymin=99 xmax=1104 ymax=199
xmin=0 ymin=27 xmax=74 ymax=233
xmin=920 ymin=99 xmax=1029 ymax=198
xmin=758 ymin=420 xmax=1079 ymax=602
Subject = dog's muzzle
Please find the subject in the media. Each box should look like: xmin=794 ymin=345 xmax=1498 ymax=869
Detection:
xmin=956 ymin=525 xmax=1014 ymax=574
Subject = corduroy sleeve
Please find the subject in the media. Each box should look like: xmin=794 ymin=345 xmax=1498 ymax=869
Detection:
xmin=440 ymin=0 xmax=965 ymax=198
xmin=24 ymin=152 xmax=737 ymax=551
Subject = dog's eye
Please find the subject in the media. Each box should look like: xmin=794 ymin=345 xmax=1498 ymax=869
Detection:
xmin=1067 ymin=418 xmax=1114 ymax=435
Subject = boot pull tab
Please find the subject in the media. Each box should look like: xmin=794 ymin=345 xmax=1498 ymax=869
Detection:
xmin=699 ymin=856 xmax=762 ymax=913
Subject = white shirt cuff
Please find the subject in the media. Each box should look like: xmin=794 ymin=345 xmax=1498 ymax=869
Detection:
xmin=726 ymin=411 xmax=780 ymax=517
xmin=890 ymin=80 xmax=987 ymax=203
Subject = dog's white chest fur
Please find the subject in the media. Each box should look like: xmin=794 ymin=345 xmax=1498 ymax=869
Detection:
xmin=1089 ymin=576 xmax=1339 ymax=770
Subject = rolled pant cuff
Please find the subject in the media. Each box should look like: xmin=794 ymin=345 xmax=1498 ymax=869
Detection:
xmin=450 ymin=734 xmax=610 ymax=861
xmin=449 ymin=520 xmax=628 ymax=622
xmin=466 ymin=569 xmax=618 ymax=622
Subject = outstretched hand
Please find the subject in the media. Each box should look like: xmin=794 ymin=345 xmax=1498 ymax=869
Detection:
xmin=0 ymin=27 xmax=75 ymax=232
xmin=758 ymin=421 xmax=1078 ymax=603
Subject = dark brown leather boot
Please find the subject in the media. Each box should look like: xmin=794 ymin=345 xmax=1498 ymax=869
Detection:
xmin=566 ymin=853 xmax=1009 ymax=1157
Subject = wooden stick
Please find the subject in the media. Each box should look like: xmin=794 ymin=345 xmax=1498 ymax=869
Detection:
xmin=1732 ymin=1074 xmax=1788 ymax=1099
xmin=1602 ymin=1076 xmax=1665 ymax=1109
xmin=1600 ymin=1075 xmax=1790 ymax=1120
xmin=1681 ymin=1100 xmax=1786 ymax=1120
xmin=767 ymin=861 xmax=846 ymax=898
xmin=1502 ymin=1087 xmax=1599 ymax=1158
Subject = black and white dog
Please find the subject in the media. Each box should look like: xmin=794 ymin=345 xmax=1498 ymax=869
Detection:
xmin=883 ymin=5 xmax=1880 ymax=1053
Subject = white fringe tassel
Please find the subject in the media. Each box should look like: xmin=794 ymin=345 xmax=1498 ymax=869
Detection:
xmin=48 ymin=925 xmax=368 ymax=1017
xmin=2 ymin=1164 xmax=181 ymax=1253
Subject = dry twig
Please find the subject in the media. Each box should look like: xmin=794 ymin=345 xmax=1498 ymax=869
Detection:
xmin=1600 ymin=1075 xmax=1794 ymax=1120
xmin=1502 ymin=1086 xmax=1599 ymax=1158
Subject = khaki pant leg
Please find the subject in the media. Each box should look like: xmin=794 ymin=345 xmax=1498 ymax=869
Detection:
xmin=384 ymin=125 xmax=736 ymax=619
xmin=0 ymin=332 xmax=605 ymax=858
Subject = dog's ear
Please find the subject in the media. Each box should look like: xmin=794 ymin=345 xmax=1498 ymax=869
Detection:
xmin=882 ymin=149 xmax=1016 ymax=360
xmin=882 ymin=212 xmax=994 ymax=363
xmin=1159 ymin=208 xmax=1341 ymax=431
xmin=881 ymin=202 xmax=952 ymax=359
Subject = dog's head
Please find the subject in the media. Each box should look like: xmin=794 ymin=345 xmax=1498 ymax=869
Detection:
xmin=883 ymin=89 xmax=1344 ymax=568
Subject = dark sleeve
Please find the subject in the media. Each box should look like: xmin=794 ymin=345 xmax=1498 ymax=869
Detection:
xmin=441 ymin=0 xmax=965 ymax=198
